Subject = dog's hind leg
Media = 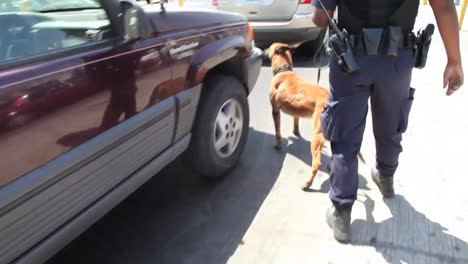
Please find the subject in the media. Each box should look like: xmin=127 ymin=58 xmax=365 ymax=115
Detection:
xmin=302 ymin=108 xmax=325 ymax=190
xmin=302 ymin=132 xmax=325 ymax=190
xmin=272 ymin=109 xmax=282 ymax=149
xmin=293 ymin=117 xmax=300 ymax=137
xmin=270 ymin=89 xmax=283 ymax=150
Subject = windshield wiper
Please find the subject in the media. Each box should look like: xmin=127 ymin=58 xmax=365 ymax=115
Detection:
xmin=39 ymin=7 xmax=101 ymax=13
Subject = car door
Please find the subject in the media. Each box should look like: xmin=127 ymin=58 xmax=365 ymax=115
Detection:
xmin=216 ymin=0 xmax=299 ymax=21
xmin=0 ymin=1 xmax=175 ymax=263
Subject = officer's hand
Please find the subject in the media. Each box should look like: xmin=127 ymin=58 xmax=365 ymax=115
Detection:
xmin=443 ymin=63 xmax=464 ymax=96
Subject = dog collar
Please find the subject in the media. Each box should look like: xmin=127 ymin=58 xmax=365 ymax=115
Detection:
xmin=273 ymin=65 xmax=292 ymax=76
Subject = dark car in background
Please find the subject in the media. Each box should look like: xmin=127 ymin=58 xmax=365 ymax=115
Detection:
xmin=0 ymin=0 xmax=262 ymax=263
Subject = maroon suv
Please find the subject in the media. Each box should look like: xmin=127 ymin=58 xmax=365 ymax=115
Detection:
xmin=0 ymin=0 xmax=262 ymax=262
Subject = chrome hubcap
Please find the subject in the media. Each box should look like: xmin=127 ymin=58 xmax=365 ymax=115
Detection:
xmin=213 ymin=98 xmax=243 ymax=158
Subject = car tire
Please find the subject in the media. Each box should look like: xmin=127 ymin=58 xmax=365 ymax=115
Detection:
xmin=183 ymin=74 xmax=250 ymax=180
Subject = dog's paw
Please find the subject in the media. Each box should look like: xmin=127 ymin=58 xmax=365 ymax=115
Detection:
xmin=274 ymin=138 xmax=283 ymax=150
xmin=301 ymin=181 xmax=312 ymax=191
xmin=274 ymin=143 xmax=282 ymax=150
xmin=293 ymin=130 xmax=301 ymax=137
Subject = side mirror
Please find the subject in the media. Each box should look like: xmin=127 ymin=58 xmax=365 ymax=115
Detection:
xmin=123 ymin=7 xmax=139 ymax=40
xmin=121 ymin=1 xmax=153 ymax=42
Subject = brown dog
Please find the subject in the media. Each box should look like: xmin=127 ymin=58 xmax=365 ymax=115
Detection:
xmin=266 ymin=42 xmax=365 ymax=190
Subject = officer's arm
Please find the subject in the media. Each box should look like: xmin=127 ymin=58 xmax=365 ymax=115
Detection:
xmin=313 ymin=9 xmax=335 ymax=28
xmin=311 ymin=0 xmax=337 ymax=28
xmin=429 ymin=0 xmax=462 ymax=65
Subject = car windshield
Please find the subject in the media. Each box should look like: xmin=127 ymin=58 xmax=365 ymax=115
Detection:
xmin=0 ymin=0 xmax=101 ymax=13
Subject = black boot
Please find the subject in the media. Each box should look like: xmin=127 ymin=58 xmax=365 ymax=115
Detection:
xmin=371 ymin=167 xmax=395 ymax=198
xmin=326 ymin=205 xmax=351 ymax=243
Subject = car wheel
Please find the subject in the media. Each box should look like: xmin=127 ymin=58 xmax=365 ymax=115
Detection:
xmin=183 ymin=74 xmax=250 ymax=179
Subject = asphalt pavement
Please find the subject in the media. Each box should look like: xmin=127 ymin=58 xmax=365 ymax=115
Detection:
xmin=47 ymin=6 xmax=468 ymax=264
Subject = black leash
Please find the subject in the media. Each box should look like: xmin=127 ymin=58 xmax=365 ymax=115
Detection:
xmin=317 ymin=68 xmax=321 ymax=85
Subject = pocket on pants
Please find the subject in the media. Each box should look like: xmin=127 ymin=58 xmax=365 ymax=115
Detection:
xmin=398 ymin=87 xmax=415 ymax=134
xmin=321 ymin=100 xmax=340 ymax=141
xmin=321 ymin=92 xmax=368 ymax=142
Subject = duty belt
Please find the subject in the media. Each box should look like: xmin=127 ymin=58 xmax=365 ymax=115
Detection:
xmin=348 ymin=31 xmax=416 ymax=50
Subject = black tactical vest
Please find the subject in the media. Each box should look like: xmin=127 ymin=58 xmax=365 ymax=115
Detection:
xmin=336 ymin=0 xmax=420 ymax=34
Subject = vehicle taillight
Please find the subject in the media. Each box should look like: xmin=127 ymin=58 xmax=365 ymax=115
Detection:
xmin=246 ymin=22 xmax=255 ymax=49
xmin=212 ymin=0 xmax=218 ymax=6
xmin=247 ymin=22 xmax=254 ymax=42
xmin=299 ymin=0 xmax=311 ymax=3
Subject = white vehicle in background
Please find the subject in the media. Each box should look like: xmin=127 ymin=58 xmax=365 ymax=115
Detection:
xmin=163 ymin=0 xmax=326 ymax=49
xmin=165 ymin=0 xmax=212 ymax=9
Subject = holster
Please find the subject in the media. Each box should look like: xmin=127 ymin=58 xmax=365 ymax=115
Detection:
xmin=413 ymin=43 xmax=427 ymax=68
xmin=413 ymin=24 xmax=434 ymax=69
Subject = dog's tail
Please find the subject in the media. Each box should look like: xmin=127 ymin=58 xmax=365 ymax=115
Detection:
xmin=358 ymin=152 xmax=366 ymax=165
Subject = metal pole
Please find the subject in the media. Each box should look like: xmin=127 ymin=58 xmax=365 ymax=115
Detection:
xmin=460 ymin=0 xmax=467 ymax=29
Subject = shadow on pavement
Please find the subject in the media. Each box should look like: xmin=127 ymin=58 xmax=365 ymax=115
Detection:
xmin=47 ymin=127 xmax=317 ymax=264
xmin=351 ymin=194 xmax=468 ymax=264
xmin=304 ymin=172 xmax=371 ymax=195
xmin=289 ymin=133 xmax=369 ymax=195
xmin=283 ymin=134 xmax=331 ymax=172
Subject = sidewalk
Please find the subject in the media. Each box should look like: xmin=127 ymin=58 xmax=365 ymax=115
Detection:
xmin=228 ymin=5 xmax=468 ymax=264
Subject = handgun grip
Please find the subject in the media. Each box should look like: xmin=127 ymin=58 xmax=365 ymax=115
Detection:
xmin=421 ymin=24 xmax=435 ymax=43
xmin=424 ymin=24 xmax=435 ymax=36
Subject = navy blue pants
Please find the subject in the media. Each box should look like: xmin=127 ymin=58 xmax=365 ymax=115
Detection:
xmin=321 ymin=45 xmax=415 ymax=208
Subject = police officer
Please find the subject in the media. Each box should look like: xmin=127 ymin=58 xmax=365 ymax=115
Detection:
xmin=312 ymin=0 xmax=464 ymax=243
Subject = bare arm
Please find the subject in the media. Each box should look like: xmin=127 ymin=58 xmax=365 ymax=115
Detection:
xmin=430 ymin=0 xmax=461 ymax=64
xmin=312 ymin=8 xmax=335 ymax=28
xmin=311 ymin=0 xmax=337 ymax=28
xmin=429 ymin=0 xmax=464 ymax=95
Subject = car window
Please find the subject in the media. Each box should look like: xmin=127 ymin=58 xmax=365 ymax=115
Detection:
xmin=0 ymin=0 xmax=112 ymax=65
